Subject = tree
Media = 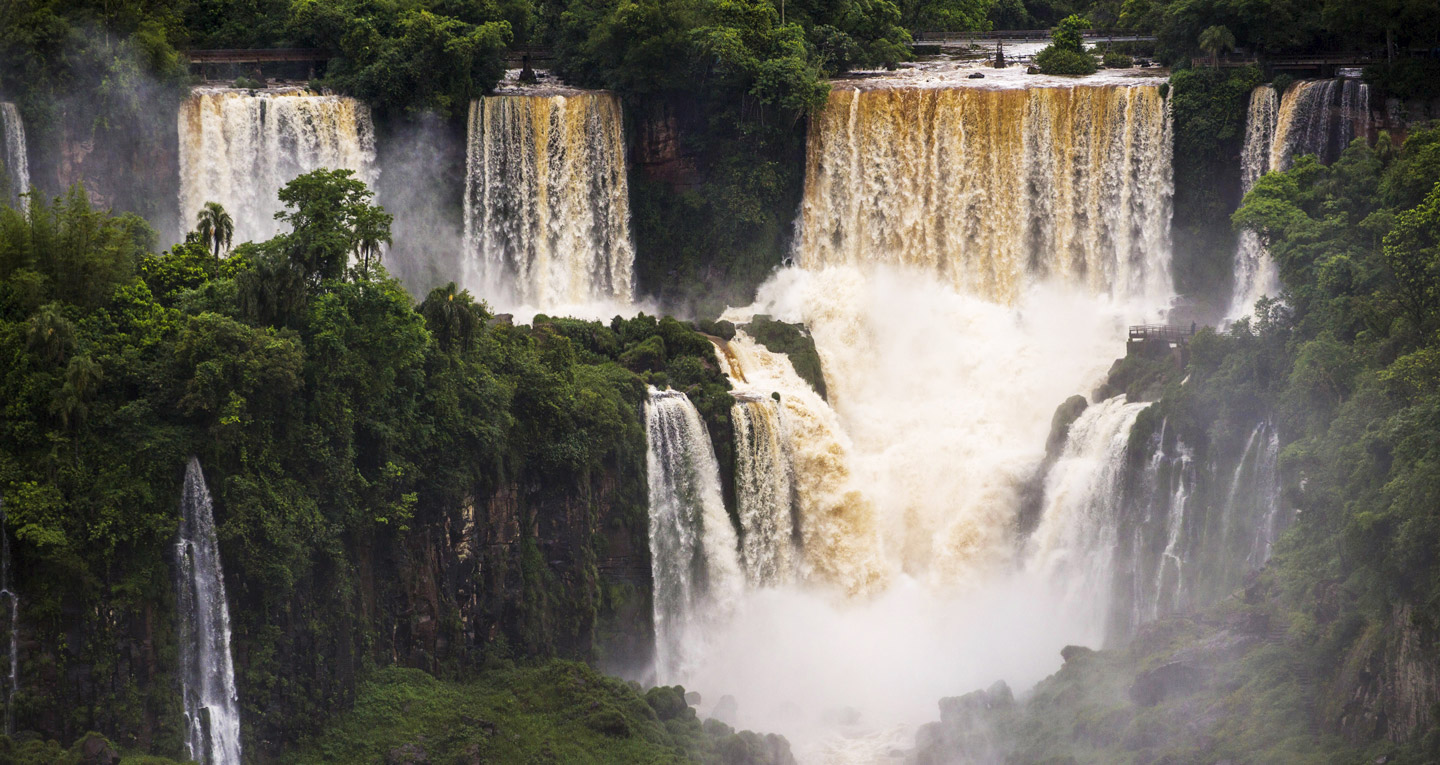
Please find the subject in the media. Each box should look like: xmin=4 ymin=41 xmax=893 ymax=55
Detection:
xmin=1034 ymin=14 xmax=1097 ymax=74
xmin=1383 ymin=182 xmax=1440 ymax=336
xmin=195 ymin=201 xmax=234 ymax=260
xmin=1197 ymin=24 xmax=1234 ymax=67
xmin=351 ymin=204 xmax=392 ymax=280
xmin=273 ymin=169 xmax=393 ymax=288
xmin=420 ymin=283 xmax=484 ymax=353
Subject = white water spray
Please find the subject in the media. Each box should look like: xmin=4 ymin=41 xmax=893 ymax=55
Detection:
xmin=175 ymin=459 xmax=243 ymax=765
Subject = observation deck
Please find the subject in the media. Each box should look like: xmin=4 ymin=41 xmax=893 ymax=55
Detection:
xmin=1127 ymin=324 xmax=1199 ymax=363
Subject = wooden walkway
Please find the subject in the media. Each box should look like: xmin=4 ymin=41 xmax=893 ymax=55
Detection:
xmin=912 ymin=29 xmax=1157 ymax=48
xmin=186 ymin=48 xmax=329 ymax=64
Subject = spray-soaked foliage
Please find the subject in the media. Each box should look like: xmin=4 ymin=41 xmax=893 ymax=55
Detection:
xmin=0 ymin=175 xmax=737 ymax=757
xmin=1053 ymin=128 xmax=1440 ymax=761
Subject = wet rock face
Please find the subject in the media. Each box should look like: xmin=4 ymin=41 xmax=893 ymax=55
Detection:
xmin=1129 ymin=661 xmax=1203 ymax=706
xmin=633 ymin=98 xmax=701 ymax=189
xmin=1331 ymin=604 xmax=1440 ymax=744
xmin=53 ymin=103 xmax=180 ymax=238
xmin=911 ymin=681 xmax=1015 ymax=765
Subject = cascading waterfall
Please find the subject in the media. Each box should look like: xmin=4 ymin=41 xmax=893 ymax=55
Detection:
xmin=1271 ymin=79 xmax=1370 ymax=171
xmin=721 ymin=333 xmax=886 ymax=594
xmin=462 ymin=93 xmax=634 ymax=309
xmin=178 ymin=88 xmax=377 ymax=243
xmin=681 ymin=75 xmax=1178 ymax=760
xmin=1025 ymin=397 xmax=1150 ymax=643
xmin=1228 ymin=85 xmax=1281 ymax=318
xmin=175 ymin=459 xmax=242 ymax=765
xmin=796 ymin=83 xmax=1173 ymax=304
xmin=1228 ymin=78 xmax=1369 ymax=318
xmin=1108 ymin=418 xmax=1286 ymax=634
xmin=1150 ymin=442 xmax=1193 ymax=619
xmin=645 ymin=388 xmax=743 ymax=683
xmin=0 ymin=103 xmax=29 ymax=213
xmin=732 ymin=395 xmax=798 ymax=586
xmin=0 ymin=495 xmax=18 ymax=736
xmin=1243 ymin=422 xmax=1284 ymax=567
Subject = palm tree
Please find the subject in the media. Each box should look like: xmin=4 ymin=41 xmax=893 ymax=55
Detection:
xmin=195 ymin=202 xmax=234 ymax=260
xmin=1198 ymin=25 xmax=1236 ymax=68
xmin=420 ymin=283 xmax=481 ymax=353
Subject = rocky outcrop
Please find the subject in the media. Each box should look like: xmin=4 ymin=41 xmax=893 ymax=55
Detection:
xmin=632 ymin=97 xmax=701 ymax=189
xmin=1330 ymin=603 xmax=1440 ymax=744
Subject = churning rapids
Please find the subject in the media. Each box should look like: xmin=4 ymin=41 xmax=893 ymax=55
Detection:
xmin=644 ymin=72 xmax=1182 ymax=763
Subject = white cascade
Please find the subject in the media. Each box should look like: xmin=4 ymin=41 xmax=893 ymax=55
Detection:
xmin=1025 ymin=396 xmax=1150 ymax=642
xmin=1245 ymin=422 xmax=1285 ymax=567
xmin=645 ymin=388 xmax=743 ymax=684
xmin=462 ymin=93 xmax=635 ymax=310
xmin=1228 ymin=85 xmax=1281 ymax=319
xmin=178 ymin=88 xmax=377 ymax=244
xmin=0 ymin=103 xmax=29 ymax=213
xmin=175 ymin=458 xmax=243 ymax=765
xmin=731 ymin=394 xmax=798 ymax=586
xmin=688 ymin=76 xmax=1174 ymax=762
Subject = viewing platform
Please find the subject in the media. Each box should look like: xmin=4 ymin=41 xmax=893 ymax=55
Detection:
xmin=186 ymin=48 xmax=331 ymax=80
xmin=1127 ymin=324 xmax=1199 ymax=363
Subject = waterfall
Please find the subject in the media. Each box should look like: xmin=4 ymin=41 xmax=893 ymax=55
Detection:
xmin=732 ymin=395 xmax=798 ymax=586
xmin=1150 ymin=443 xmax=1193 ymax=619
xmin=1244 ymin=422 xmax=1284 ymax=567
xmin=1229 ymin=78 xmax=1369 ymax=318
xmin=178 ymin=88 xmax=377 ymax=243
xmin=175 ymin=459 xmax=243 ymax=765
xmin=1270 ymin=79 xmax=1371 ymax=171
xmin=462 ymin=93 xmax=635 ymax=309
xmin=1228 ymin=86 xmax=1280 ymax=318
xmin=1025 ymin=396 xmax=1150 ymax=642
xmin=720 ymin=333 xmax=886 ymax=594
xmin=0 ymin=495 xmax=17 ymax=736
xmin=796 ymin=83 xmax=1173 ymax=304
xmin=697 ymin=76 xmax=1175 ymax=758
xmin=645 ymin=389 xmax=743 ymax=683
xmin=0 ymin=103 xmax=29 ymax=213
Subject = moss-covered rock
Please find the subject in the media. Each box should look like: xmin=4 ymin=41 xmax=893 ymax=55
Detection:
xmin=741 ymin=316 xmax=827 ymax=400
xmin=287 ymin=662 xmax=794 ymax=765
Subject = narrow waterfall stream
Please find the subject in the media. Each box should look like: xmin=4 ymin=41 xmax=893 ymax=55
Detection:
xmin=175 ymin=459 xmax=243 ymax=765
xmin=0 ymin=103 xmax=29 ymax=213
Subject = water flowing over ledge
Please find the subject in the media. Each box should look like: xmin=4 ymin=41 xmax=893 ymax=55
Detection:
xmin=1228 ymin=78 xmax=1371 ymax=318
xmin=462 ymin=93 xmax=635 ymax=311
xmin=175 ymin=459 xmax=243 ymax=765
xmin=796 ymin=80 xmax=1173 ymax=305
xmin=645 ymin=388 xmax=742 ymax=684
xmin=0 ymin=103 xmax=29 ymax=214
xmin=178 ymin=88 xmax=377 ymax=243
